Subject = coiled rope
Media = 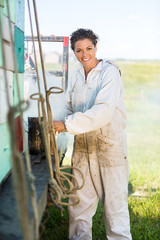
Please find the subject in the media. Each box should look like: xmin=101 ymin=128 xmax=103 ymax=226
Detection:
xmin=28 ymin=0 xmax=85 ymax=206
xmin=0 ymin=0 xmax=85 ymax=239
xmin=0 ymin=1 xmax=39 ymax=240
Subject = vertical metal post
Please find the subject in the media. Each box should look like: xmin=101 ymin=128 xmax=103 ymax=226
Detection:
xmin=62 ymin=36 xmax=69 ymax=90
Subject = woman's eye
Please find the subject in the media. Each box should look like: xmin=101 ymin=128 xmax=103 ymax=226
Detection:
xmin=76 ymin=50 xmax=81 ymax=53
xmin=87 ymin=48 xmax=92 ymax=50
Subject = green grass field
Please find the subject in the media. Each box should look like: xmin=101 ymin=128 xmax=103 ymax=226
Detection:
xmin=41 ymin=60 xmax=160 ymax=240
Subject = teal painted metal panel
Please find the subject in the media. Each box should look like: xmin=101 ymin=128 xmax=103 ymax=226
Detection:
xmin=0 ymin=122 xmax=11 ymax=183
xmin=0 ymin=0 xmax=25 ymax=184
xmin=15 ymin=0 xmax=24 ymax=32
xmin=14 ymin=26 xmax=24 ymax=72
xmin=3 ymin=0 xmax=16 ymax=23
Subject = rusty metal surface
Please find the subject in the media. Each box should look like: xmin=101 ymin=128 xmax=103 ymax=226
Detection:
xmin=25 ymin=35 xmax=65 ymax=42
xmin=28 ymin=117 xmax=44 ymax=155
xmin=63 ymin=37 xmax=69 ymax=89
xmin=0 ymin=155 xmax=50 ymax=240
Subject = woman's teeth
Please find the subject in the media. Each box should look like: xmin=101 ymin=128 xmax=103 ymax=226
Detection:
xmin=83 ymin=58 xmax=89 ymax=62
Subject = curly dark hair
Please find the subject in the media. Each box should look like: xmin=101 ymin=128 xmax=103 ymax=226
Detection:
xmin=70 ymin=28 xmax=99 ymax=51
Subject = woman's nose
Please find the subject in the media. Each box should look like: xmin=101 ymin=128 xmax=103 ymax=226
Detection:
xmin=82 ymin=51 xmax=87 ymax=57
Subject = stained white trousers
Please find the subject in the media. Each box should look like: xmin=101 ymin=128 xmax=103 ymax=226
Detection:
xmin=68 ymin=131 xmax=132 ymax=240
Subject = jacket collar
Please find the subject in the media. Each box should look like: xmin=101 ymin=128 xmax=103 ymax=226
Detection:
xmin=77 ymin=59 xmax=108 ymax=73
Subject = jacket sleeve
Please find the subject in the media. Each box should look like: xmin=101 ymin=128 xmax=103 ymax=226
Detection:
xmin=65 ymin=66 xmax=122 ymax=135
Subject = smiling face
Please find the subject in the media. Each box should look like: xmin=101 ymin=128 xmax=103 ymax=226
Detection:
xmin=74 ymin=38 xmax=98 ymax=72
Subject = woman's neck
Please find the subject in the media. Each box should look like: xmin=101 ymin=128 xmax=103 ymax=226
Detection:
xmin=84 ymin=59 xmax=101 ymax=78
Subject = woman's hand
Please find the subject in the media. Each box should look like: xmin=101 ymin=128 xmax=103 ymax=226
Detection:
xmin=53 ymin=121 xmax=66 ymax=133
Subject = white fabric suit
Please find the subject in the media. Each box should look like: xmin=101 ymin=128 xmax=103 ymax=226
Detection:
xmin=64 ymin=59 xmax=132 ymax=240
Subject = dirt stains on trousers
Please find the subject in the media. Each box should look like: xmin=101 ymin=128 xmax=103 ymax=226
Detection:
xmin=68 ymin=123 xmax=132 ymax=240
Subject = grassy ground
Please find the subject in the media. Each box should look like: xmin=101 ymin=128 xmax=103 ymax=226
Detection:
xmin=119 ymin=61 xmax=160 ymax=240
xmin=40 ymin=60 xmax=160 ymax=240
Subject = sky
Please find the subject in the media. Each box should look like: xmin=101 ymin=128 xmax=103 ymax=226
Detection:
xmin=25 ymin=0 xmax=160 ymax=60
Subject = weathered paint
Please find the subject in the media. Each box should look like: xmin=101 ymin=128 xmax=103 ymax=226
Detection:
xmin=0 ymin=0 xmax=24 ymax=184
xmin=3 ymin=41 xmax=14 ymax=71
xmin=13 ymin=72 xmax=24 ymax=109
xmin=0 ymin=122 xmax=11 ymax=183
xmin=0 ymin=69 xmax=13 ymax=124
xmin=15 ymin=0 xmax=24 ymax=31
xmin=14 ymin=26 xmax=24 ymax=72
xmin=0 ymin=14 xmax=15 ymax=71
xmin=3 ymin=0 xmax=16 ymax=23
xmin=3 ymin=14 xmax=14 ymax=42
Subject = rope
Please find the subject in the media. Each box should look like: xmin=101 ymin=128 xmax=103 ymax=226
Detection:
xmin=45 ymin=88 xmax=85 ymax=195
xmin=30 ymin=93 xmax=85 ymax=202
xmin=29 ymin=0 xmax=85 ymax=208
xmin=27 ymin=0 xmax=41 ymax=94
xmin=0 ymin=6 xmax=31 ymax=240
xmin=7 ymin=103 xmax=31 ymax=240
xmin=1 ymin=1 xmax=39 ymax=239
xmin=1 ymin=0 xmax=84 ymax=239
xmin=39 ymin=209 xmax=50 ymax=238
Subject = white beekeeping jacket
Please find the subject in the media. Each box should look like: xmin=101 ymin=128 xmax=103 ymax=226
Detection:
xmin=65 ymin=59 xmax=127 ymax=135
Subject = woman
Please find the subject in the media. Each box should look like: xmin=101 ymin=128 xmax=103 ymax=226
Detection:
xmin=53 ymin=28 xmax=132 ymax=240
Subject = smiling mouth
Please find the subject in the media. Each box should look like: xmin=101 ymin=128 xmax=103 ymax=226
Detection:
xmin=82 ymin=58 xmax=90 ymax=62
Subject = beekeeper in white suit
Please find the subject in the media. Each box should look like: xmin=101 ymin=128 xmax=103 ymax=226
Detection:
xmin=53 ymin=28 xmax=132 ymax=240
